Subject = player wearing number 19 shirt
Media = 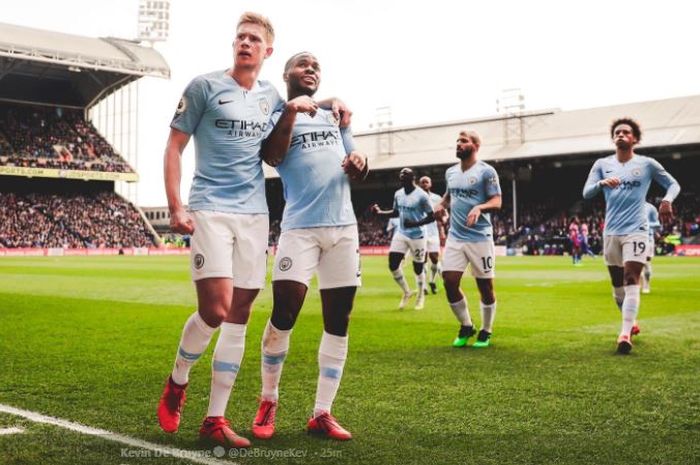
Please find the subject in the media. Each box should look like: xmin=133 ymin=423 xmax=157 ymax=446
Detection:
xmin=434 ymin=130 xmax=502 ymax=349
xmin=583 ymin=118 xmax=680 ymax=354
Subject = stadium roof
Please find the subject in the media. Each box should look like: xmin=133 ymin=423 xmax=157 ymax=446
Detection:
xmin=0 ymin=22 xmax=169 ymax=108
xmin=265 ymin=94 xmax=700 ymax=177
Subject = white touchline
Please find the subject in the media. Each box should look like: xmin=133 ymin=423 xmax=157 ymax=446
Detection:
xmin=0 ymin=404 xmax=234 ymax=465
xmin=0 ymin=426 xmax=25 ymax=435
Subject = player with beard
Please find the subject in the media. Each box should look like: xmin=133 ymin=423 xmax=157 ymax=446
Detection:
xmin=583 ymin=118 xmax=680 ymax=354
xmin=250 ymin=52 xmax=368 ymax=441
xmin=434 ymin=130 xmax=502 ymax=348
xmin=371 ymin=168 xmax=435 ymax=310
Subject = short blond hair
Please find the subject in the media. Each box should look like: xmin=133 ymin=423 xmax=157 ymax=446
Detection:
xmin=237 ymin=12 xmax=275 ymax=43
xmin=459 ymin=130 xmax=481 ymax=146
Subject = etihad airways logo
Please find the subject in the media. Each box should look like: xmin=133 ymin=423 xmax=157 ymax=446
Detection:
xmin=290 ymin=130 xmax=341 ymax=150
xmin=215 ymin=119 xmax=269 ymax=138
xmin=450 ymin=187 xmax=479 ymax=199
xmin=618 ymin=180 xmax=641 ymax=191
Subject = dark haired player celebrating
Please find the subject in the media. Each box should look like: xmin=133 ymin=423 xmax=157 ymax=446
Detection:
xmin=251 ymin=52 xmax=367 ymax=441
xmin=583 ymin=118 xmax=680 ymax=354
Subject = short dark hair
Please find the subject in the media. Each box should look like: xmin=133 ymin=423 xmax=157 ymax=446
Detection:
xmin=284 ymin=52 xmax=315 ymax=74
xmin=610 ymin=118 xmax=641 ymax=142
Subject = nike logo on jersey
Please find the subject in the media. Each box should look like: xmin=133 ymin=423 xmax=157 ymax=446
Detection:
xmin=218 ymin=99 xmax=234 ymax=105
xmin=605 ymin=170 xmax=613 ymax=173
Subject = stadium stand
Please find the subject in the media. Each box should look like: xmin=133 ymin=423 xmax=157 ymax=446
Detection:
xmin=0 ymin=23 xmax=169 ymax=252
xmin=0 ymin=103 xmax=134 ymax=173
xmin=0 ymin=191 xmax=155 ymax=248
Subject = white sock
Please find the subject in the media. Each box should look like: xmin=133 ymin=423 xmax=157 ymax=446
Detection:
xmin=314 ymin=332 xmax=348 ymax=417
xmin=171 ymin=311 xmax=217 ymax=386
xmin=260 ymin=320 xmax=292 ymax=401
xmin=391 ymin=269 xmax=411 ymax=294
xmin=449 ymin=298 xmax=472 ymax=326
xmin=415 ymin=270 xmax=425 ymax=294
xmin=207 ymin=323 xmax=246 ymax=417
xmin=429 ymin=263 xmax=439 ymax=284
xmin=480 ymin=301 xmax=497 ymax=333
xmin=613 ymin=286 xmax=625 ymax=311
xmin=620 ymin=285 xmax=640 ymax=337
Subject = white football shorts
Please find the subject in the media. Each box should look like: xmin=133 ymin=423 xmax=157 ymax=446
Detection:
xmin=389 ymin=232 xmax=427 ymax=263
xmin=442 ymin=238 xmax=496 ymax=279
xmin=189 ymin=210 xmax=268 ymax=288
xmin=603 ymin=233 xmax=649 ymax=267
xmin=273 ymin=224 xmax=361 ymax=289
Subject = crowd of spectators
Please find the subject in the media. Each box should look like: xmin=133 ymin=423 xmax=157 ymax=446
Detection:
xmin=0 ymin=192 xmax=156 ymax=249
xmin=0 ymin=105 xmax=134 ymax=173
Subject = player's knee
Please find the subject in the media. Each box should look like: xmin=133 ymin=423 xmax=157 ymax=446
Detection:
xmin=389 ymin=260 xmax=402 ymax=272
xmin=443 ymin=277 xmax=460 ymax=294
xmin=324 ymin=315 xmax=350 ymax=337
xmin=481 ymin=292 xmax=496 ymax=305
xmin=271 ymin=309 xmax=297 ymax=331
xmin=199 ymin=305 xmax=228 ymax=327
xmin=412 ymin=261 xmax=424 ymax=274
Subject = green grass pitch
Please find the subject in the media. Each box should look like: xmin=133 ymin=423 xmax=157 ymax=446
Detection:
xmin=0 ymin=255 xmax=698 ymax=464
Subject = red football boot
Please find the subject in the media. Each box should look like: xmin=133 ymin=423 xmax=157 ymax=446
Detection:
xmin=199 ymin=416 xmax=251 ymax=448
xmin=157 ymin=376 xmax=187 ymax=433
xmin=307 ymin=411 xmax=352 ymax=441
xmin=252 ymin=399 xmax=277 ymax=439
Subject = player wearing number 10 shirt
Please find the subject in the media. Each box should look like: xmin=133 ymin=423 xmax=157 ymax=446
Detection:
xmin=434 ymin=130 xmax=502 ymax=349
xmin=583 ymin=118 xmax=680 ymax=355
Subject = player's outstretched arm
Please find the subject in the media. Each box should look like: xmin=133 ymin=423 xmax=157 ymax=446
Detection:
xmin=164 ymin=128 xmax=194 ymax=235
xmin=261 ymin=96 xmax=318 ymax=167
xmin=371 ymin=204 xmax=396 ymax=217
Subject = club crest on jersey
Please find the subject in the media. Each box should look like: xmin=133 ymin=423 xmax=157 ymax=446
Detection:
xmin=279 ymin=257 xmax=292 ymax=271
xmin=194 ymin=253 xmax=205 ymax=270
xmin=468 ymin=177 xmax=478 ymax=185
xmin=258 ymin=98 xmax=270 ymax=116
xmin=632 ymin=168 xmax=642 ymax=177
xmin=175 ymin=96 xmax=187 ymax=115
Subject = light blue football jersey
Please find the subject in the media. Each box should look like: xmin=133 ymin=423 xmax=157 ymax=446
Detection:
xmin=274 ymin=109 xmax=356 ymax=231
xmin=392 ymin=187 xmax=434 ymax=239
xmin=425 ymin=191 xmax=442 ymax=238
xmin=582 ymin=154 xmax=680 ymax=236
xmin=645 ymin=202 xmax=661 ymax=240
xmin=445 ymin=161 xmax=501 ymax=243
xmin=170 ymin=70 xmax=284 ymax=213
